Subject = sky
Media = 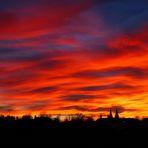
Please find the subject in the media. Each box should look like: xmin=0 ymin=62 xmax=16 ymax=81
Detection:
xmin=0 ymin=0 xmax=148 ymax=118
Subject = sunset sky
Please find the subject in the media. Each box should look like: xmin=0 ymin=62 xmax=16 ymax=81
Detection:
xmin=0 ymin=0 xmax=148 ymax=118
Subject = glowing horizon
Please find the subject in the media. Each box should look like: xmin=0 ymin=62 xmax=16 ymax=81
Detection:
xmin=0 ymin=0 xmax=148 ymax=118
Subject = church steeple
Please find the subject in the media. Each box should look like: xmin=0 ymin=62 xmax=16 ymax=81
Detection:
xmin=108 ymin=108 xmax=113 ymax=119
xmin=99 ymin=114 xmax=102 ymax=119
xmin=115 ymin=108 xmax=119 ymax=119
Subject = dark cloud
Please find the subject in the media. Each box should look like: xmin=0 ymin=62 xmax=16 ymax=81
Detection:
xmin=58 ymin=105 xmax=137 ymax=113
xmin=0 ymin=48 xmax=18 ymax=54
xmin=79 ymin=82 xmax=137 ymax=91
xmin=59 ymin=106 xmax=89 ymax=111
xmin=60 ymin=94 xmax=97 ymax=101
xmin=24 ymin=100 xmax=49 ymax=110
xmin=72 ymin=67 xmax=148 ymax=79
xmin=33 ymin=59 xmax=68 ymax=70
xmin=0 ymin=48 xmax=45 ymax=62
xmin=0 ymin=0 xmax=93 ymax=9
xmin=0 ymin=105 xmax=14 ymax=112
xmin=29 ymin=86 xmax=57 ymax=94
xmin=94 ymin=0 xmax=148 ymax=33
xmin=0 ymin=68 xmax=37 ymax=87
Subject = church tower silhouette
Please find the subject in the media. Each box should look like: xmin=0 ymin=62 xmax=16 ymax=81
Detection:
xmin=108 ymin=108 xmax=113 ymax=119
xmin=115 ymin=108 xmax=119 ymax=119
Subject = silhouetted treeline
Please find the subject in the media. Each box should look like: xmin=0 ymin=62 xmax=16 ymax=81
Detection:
xmin=0 ymin=114 xmax=148 ymax=146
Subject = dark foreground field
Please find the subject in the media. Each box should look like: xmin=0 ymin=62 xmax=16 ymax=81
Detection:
xmin=0 ymin=116 xmax=148 ymax=147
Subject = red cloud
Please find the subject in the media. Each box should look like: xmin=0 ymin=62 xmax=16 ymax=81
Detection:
xmin=0 ymin=0 xmax=94 ymax=40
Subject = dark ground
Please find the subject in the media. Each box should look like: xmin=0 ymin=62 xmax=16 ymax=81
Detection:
xmin=0 ymin=116 xmax=148 ymax=147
